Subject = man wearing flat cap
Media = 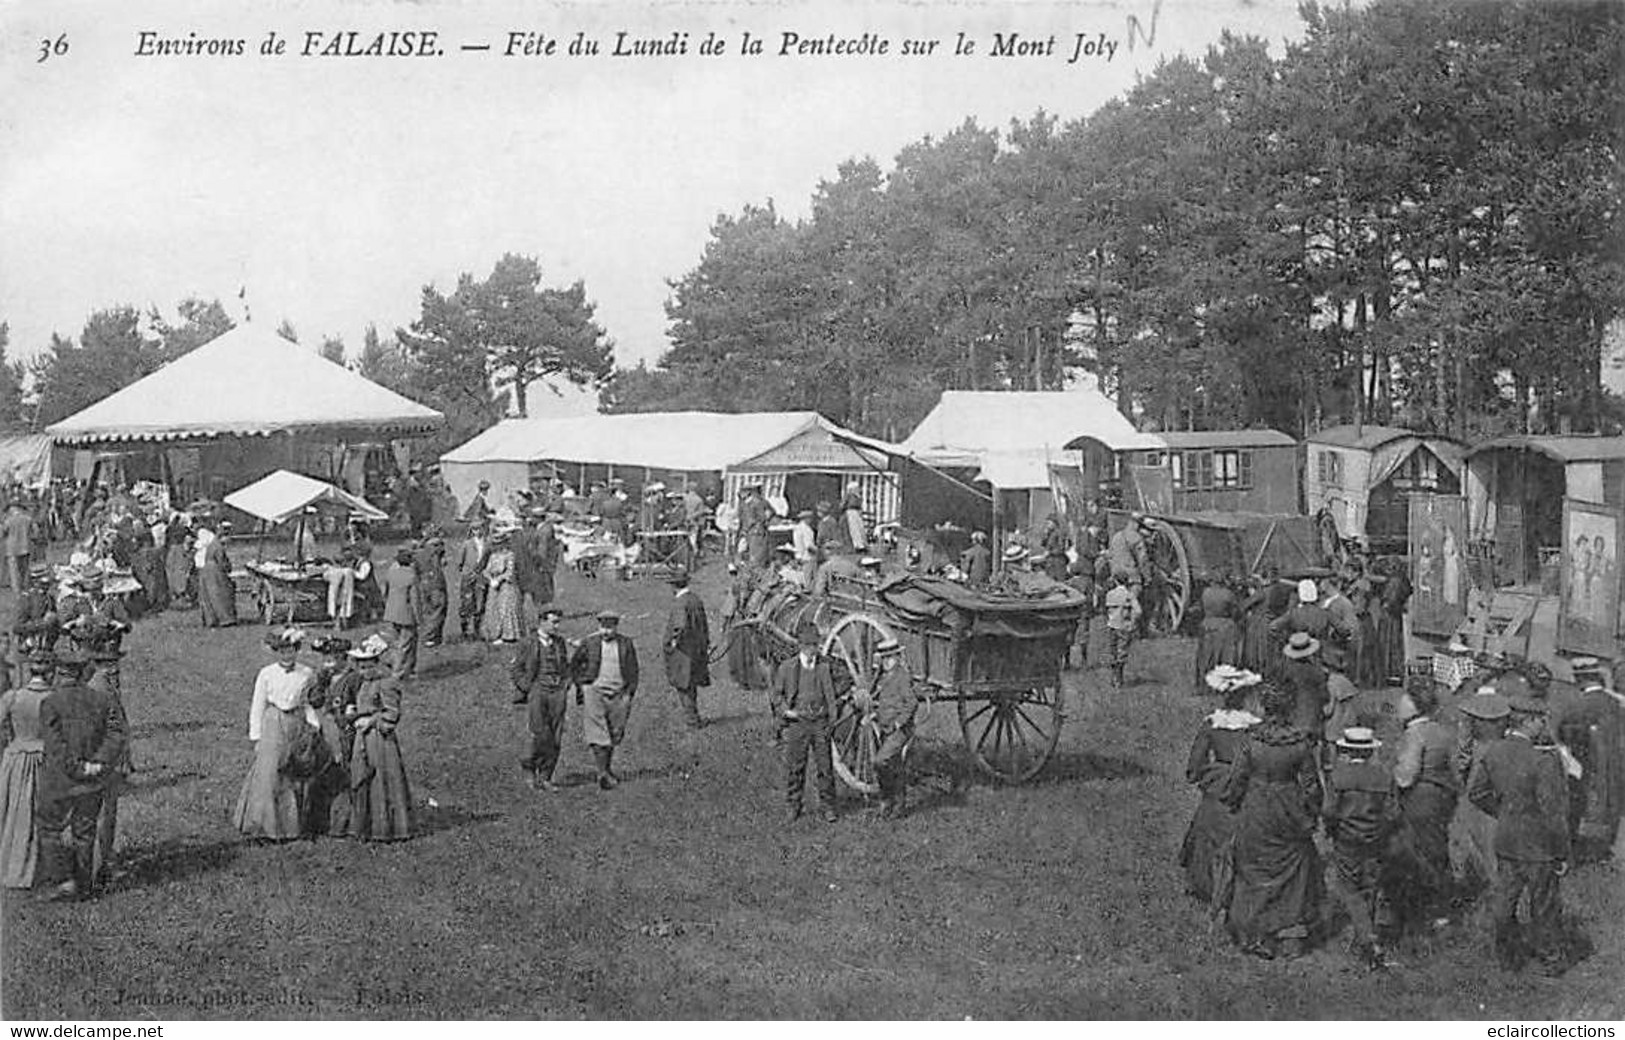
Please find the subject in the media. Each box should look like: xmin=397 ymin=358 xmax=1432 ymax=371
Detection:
xmin=1322 ymin=727 xmax=1400 ymax=970
xmin=36 ymin=648 xmax=125 ymax=902
xmin=570 ymin=610 xmax=639 ymax=790
xmin=512 ymin=606 xmax=572 ymax=792
xmin=10 ymin=564 xmax=59 ymax=687
xmin=1467 ymin=696 xmax=1572 ymax=974
xmin=869 ymin=638 xmax=915 ymax=819
xmin=662 ymin=573 xmax=710 ymax=730
xmin=770 ymin=623 xmax=839 ymax=824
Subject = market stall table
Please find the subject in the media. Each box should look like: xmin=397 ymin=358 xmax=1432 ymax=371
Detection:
xmin=245 ymin=559 xmax=335 ymax=624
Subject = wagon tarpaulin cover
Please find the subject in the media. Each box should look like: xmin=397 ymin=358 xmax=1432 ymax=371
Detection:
xmin=872 ymin=572 xmax=1088 ymax=640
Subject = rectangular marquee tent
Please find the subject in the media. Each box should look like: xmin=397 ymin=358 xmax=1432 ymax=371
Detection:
xmin=438 ymin=411 xmax=898 ymax=523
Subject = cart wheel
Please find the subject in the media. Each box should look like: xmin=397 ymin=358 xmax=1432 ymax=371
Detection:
xmin=1141 ymin=518 xmax=1190 ymax=635
xmin=957 ymin=681 xmax=1064 ymax=784
xmin=1315 ymin=509 xmax=1348 ymax=572
xmin=823 ymin=611 xmax=896 ymax=795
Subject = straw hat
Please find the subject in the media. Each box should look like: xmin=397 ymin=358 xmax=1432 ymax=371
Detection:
xmin=1282 ymin=631 xmax=1321 ymax=659
xmin=1336 ymin=727 xmax=1381 ymax=751
xmin=348 ymin=633 xmax=390 ymax=660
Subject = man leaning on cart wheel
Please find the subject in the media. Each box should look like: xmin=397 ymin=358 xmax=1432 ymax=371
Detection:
xmin=771 ymin=623 xmax=839 ymax=824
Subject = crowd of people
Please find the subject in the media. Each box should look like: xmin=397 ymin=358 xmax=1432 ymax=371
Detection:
xmin=1178 ymin=635 xmax=1620 ymax=977
xmin=0 ymin=469 xmax=1617 ymax=998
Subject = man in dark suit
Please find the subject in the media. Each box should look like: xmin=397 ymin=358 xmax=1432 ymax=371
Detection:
xmin=770 ymin=623 xmax=840 ymax=824
xmin=455 ymin=521 xmax=491 ymax=640
xmin=511 ymin=606 xmax=573 ymax=792
xmin=414 ymin=536 xmax=449 ymax=648
xmin=570 ymin=610 xmax=639 ymax=790
xmin=1468 ymin=696 xmax=1572 ymax=974
xmin=36 ymin=648 xmax=126 ymax=902
xmin=662 ymin=573 xmax=710 ymax=730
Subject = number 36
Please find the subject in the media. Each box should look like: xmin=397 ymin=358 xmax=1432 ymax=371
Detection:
xmin=38 ymin=33 xmax=68 ymax=63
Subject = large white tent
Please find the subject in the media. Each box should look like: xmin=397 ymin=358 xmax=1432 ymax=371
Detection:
xmin=439 ymin=411 xmax=897 ymax=521
xmin=47 ymin=324 xmax=442 ymax=444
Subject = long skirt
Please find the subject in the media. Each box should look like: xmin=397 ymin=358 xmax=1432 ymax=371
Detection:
xmin=0 ymin=745 xmax=42 ymax=888
xmin=1450 ymin=798 xmax=1499 ymax=892
xmin=348 ymin=728 xmax=411 ymax=841
xmin=165 ymin=546 xmax=195 ymax=606
xmin=725 ymin=624 xmax=764 ymax=690
xmin=231 ymin=707 xmax=307 ymax=840
xmin=482 ymin=582 xmax=522 ymax=642
xmin=1371 ymin=611 xmax=1405 ymax=686
xmin=1241 ymin=612 xmax=1279 ymax=677
xmin=1227 ymin=784 xmax=1323 ymax=943
xmin=1194 ymin=617 xmax=1242 ymax=692
xmin=304 ymin=717 xmax=352 ymax=836
xmin=199 ymin=566 xmax=237 ymax=627
xmin=1179 ymin=792 xmax=1237 ymax=903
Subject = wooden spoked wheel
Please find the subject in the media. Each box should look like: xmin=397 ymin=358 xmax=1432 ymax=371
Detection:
xmin=823 ymin=612 xmax=896 ymax=795
xmin=1141 ymin=518 xmax=1191 ymax=635
xmin=956 ymin=681 xmax=1064 ymax=784
xmin=1316 ymin=509 xmax=1348 ymax=572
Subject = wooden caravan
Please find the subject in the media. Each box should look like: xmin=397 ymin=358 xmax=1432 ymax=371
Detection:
xmin=1304 ymin=424 xmax=1465 ymax=555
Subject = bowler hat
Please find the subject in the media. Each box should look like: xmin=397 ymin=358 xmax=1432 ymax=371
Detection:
xmin=596 ymin=609 xmax=621 ymax=625
xmin=1282 ymin=631 xmax=1321 ymax=659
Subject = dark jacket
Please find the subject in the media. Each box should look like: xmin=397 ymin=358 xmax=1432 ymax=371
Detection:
xmin=512 ymin=632 xmax=573 ymax=696
xmin=769 ymin=655 xmax=839 ymax=722
xmin=1468 ymin=733 xmax=1571 ymax=862
xmin=38 ymin=678 xmax=126 ymax=802
xmin=1322 ymin=758 xmax=1401 ymax=848
xmin=571 ymin=634 xmax=639 ymax=697
xmin=662 ymin=591 xmax=711 ymax=690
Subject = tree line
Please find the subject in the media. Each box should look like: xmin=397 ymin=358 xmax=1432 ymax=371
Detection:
xmin=603 ymin=0 xmax=1623 ymax=442
xmin=4 ymin=0 xmax=1617 ymax=453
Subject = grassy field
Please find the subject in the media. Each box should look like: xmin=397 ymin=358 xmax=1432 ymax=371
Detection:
xmin=2 ymin=559 xmax=1620 ymax=1020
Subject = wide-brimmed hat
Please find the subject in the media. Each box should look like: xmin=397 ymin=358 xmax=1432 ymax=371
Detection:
xmin=971 ymin=531 xmax=987 ymax=543
xmin=1002 ymin=544 xmax=1029 ymax=562
xmin=311 ymin=636 xmax=352 ymax=656
xmin=1336 ymin=727 xmax=1381 ymax=751
xmin=1458 ymin=692 xmax=1511 ymax=720
xmin=859 ymin=556 xmax=883 ymax=568
xmin=348 ymin=633 xmax=390 ymax=660
xmin=1282 ymin=631 xmax=1321 ymax=659
xmin=264 ymin=627 xmax=306 ymax=650
xmin=1508 ymin=694 xmax=1548 ymax=716
xmin=1204 ymin=664 xmax=1260 ymax=692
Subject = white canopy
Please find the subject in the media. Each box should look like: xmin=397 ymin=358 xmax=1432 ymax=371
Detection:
xmin=47 ymin=324 xmax=442 ymax=444
xmin=441 ymin=411 xmax=847 ymax=470
xmin=224 ymin=469 xmax=388 ymax=525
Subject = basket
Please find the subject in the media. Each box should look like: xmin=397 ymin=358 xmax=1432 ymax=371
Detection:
xmin=1432 ymin=651 xmax=1477 ymax=691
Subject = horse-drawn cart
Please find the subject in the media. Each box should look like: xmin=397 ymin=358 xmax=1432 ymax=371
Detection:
xmin=736 ymin=569 xmax=1089 ymax=791
xmin=1110 ymin=510 xmax=1341 ymax=636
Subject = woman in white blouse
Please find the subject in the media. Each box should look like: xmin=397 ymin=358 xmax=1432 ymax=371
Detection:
xmin=231 ymin=628 xmax=319 ymax=840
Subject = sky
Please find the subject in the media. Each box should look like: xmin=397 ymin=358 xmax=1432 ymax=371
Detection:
xmin=0 ymin=0 xmax=1310 ymax=397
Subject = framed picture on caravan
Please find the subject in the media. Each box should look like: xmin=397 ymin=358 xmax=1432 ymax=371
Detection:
xmin=1408 ymin=493 xmax=1468 ymax=637
xmin=1557 ymin=499 xmax=1623 ymax=657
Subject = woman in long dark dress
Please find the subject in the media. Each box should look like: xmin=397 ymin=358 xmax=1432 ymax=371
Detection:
xmin=1371 ymin=561 xmax=1412 ymax=687
xmin=1223 ymin=682 xmax=1324 ymax=958
xmin=1241 ymin=565 xmax=1293 ymax=680
xmin=197 ymin=525 xmax=238 ymax=628
xmin=1193 ymin=575 xmax=1244 ymax=697
xmin=346 ymin=635 xmax=413 ymax=841
xmin=1180 ymin=669 xmax=1262 ymax=903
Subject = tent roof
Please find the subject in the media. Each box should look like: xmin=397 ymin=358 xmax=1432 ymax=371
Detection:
xmin=440 ymin=411 xmax=870 ymax=472
xmin=1153 ymin=429 xmax=1298 ymax=450
xmin=223 ymin=470 xmax=389 ymax=526
xmin=1306 ymin=423 xmax=1460 ymax=451
xmin=46 ymin=325 xmax=443 ymax=444
xmin=900 ymin=390 xmax=1150 ymax=456
xmin=1466 ymin=435 xmax=1625 ymax=464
